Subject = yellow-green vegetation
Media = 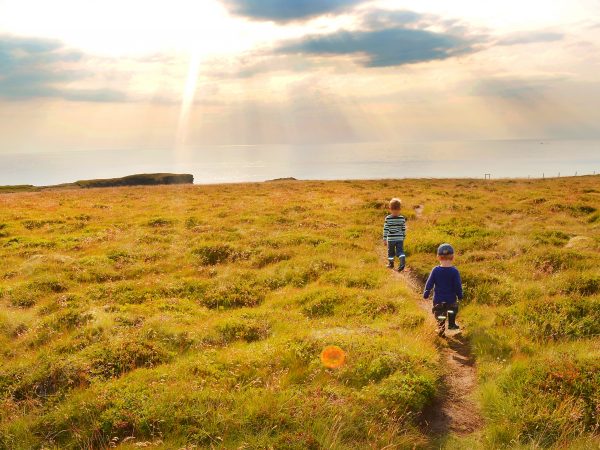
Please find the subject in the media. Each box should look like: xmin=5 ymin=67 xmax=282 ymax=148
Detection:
xmin=405 ymin=176 xmax=600 ymax=449
xmin=0 ymin=176 xmax=598 ymax=449
xmin=0 ymin=182 xmax=438 ymax=449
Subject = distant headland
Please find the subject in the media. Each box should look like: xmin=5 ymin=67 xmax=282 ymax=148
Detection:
xmin=0 ymin=173 xmax=194 ymax=193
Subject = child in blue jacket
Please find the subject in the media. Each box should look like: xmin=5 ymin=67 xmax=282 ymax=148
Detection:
xmin=423 ymin=243 xmax=463 ymax=330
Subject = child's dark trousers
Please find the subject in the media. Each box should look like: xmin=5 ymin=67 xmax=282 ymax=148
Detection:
xmin=432 ymin=302 xmax=459 ymax=327
xmin=387 ymin=240 xmax=405 ymax=270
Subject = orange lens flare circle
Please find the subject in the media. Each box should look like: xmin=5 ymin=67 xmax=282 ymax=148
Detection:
xmin=320 ymin=345 xmax=346 ymax=369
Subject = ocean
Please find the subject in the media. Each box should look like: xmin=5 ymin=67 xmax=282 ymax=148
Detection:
xmin=1 ymin=139 xmax=599 ymax=186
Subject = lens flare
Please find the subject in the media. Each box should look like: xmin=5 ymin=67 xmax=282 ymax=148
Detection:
xmin=320 ymin=345 xmax=346 ymax=369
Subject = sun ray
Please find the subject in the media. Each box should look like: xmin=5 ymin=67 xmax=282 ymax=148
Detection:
xmin=175 ymin=49 xmax=202 ymax=160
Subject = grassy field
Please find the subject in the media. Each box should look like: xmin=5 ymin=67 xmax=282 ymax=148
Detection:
xmin=0 ymin=177 xmax=598 ymax=449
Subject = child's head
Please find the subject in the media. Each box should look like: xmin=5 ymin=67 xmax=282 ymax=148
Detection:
xmin=389 ymin=198 xmax=402 ymax=213
xmin=437 ymin=243 xmax=455 ymax=264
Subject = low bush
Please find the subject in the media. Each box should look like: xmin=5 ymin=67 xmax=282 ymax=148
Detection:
xmin=202 ymin=282 xmax=265 ymax=309
xmin=564 ymin=275 xmax=600 ymax=296
xmin=530 ymin=250 xmax=584 ymax=273
xmin=86 ymin=338 xmax=173 ymax=379
xmin=46 ymin=309 xmax=94 ymax=331
xmin=192 ymin=243 xmax=250 ymax=265
xmin=253 ymin=250 xmax=292 ymax=268
xmin=268 ymin=260 xmax=337 ymax=288
xmin=484 ymin=353 xmax=600 ymax=447
xmin=532 ymin=230 xmax=572 ymax=246
xmin=146 ymin=217 xmax=175 ymax=227
xmin=498 ymin=297 xmax=600 ymax=341
xmin=216 ymin=317 xmax=270 ymax=343
xmin=297 ymin=288 xmax=347 ymax=318
xmin=359 ymin=298 xmax=398 ymax=318
xmin=376 ymin=372 xmax=437 ymax=412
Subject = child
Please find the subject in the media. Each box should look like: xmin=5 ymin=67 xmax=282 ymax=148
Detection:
xmin=382 ymin=198 xmax=406 ymax=271
xmin=423 ymin=243 xmax=463 ymax=330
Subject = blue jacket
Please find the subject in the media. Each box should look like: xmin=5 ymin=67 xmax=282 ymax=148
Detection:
xmin=423 ymin=266 xmax=463 ymax=304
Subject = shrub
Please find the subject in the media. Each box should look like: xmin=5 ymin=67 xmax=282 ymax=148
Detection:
xmin=47 ymin=310 xmax=94 ymax=331
xmin=550 ymin=203 xmax=597 ymax=216
xmin=2 ymin=285 xmax=41 ymax=308
xmin=461 ymin=271 xmax=515 ymax=305
xmin=344 ymin=353 xmax=408 ymax=386
xmin=498 ymin=297 xmax=600 ymax=341
xmin=216 ymin=318 xmax=270 ymax=343
xmin=377 ymin=373 xmax=436 ymax=412
xmin=146 ymin=217 xmax=175 ymax=227
xmin=564 ymin=275 xmax=600 ymax=296
xmin=87 ymin=339 xmax=173 ymax=379
xmin=270 ymin=260 xmax=336 ymax=288
xmin=185 ymin=216 xmax=203 ymax=229
xmin=531 ymin=250 xmax=583 ymax=273
xmin=297 ymin=288 xmax=344 ymax=318
xmin=486 ymin=354 xmax=600 ymax=446
xmin=8 ymin=291 xmax=38 ymax=308
xmin=202 ymin=283 xmax=265 ymax=309
xmin=323 ymin=269 xmax=381 ymax=290
xmin=253 ymin=251 xmax=292 ymax=268
xmin=532 ymin=230 xmax=571 ymax=246
xmin=29 ymin=277 xmax=69 ymax=294
xmin=8 ymin=358 xmax=88 ymax=401
xmin=587 ymin=212 xmax=600 ymax=223
xmin=107 ymin=250 xmax=136 ymax=264
xmin=192 ymin=243 xmax=250 ymax=265
xmin=21 ymin=219 xmax=64 ymax=230
xmin=359 ymin=299 xmax=398 ymax=318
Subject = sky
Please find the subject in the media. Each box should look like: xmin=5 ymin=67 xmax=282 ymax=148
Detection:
xmin=1 ymin=0 xmax=600 ymax=156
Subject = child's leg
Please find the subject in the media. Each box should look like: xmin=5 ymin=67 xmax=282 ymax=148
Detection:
xmin=387 ymin=241 xmax=395 ymax=267
xmin=448 ymin=303 xmax=459 ymax=328
xmin=432 ymin=303 xmax=447 ymax=336
xmin=397 ymin=241 xmax=406 ymax=271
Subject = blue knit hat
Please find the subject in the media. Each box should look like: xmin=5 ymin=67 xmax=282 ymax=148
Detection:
xmin=437 ymin=243 xmax=454 ymax=256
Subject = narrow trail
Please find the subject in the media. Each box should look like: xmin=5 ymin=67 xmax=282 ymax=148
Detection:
xmin=381 ymin=250 xmax=484 ymax=439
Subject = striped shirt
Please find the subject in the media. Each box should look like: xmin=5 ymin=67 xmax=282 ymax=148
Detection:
xmin=383 ymin=214 xmax=406 ymax=242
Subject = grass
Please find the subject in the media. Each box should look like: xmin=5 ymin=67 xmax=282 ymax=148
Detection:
xmin=0 ymin=176 xmax=598 ymax=449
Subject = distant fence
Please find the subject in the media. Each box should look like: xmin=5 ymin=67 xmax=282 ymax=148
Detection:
xmin=484 ymin=171 xmax=598 ymax=180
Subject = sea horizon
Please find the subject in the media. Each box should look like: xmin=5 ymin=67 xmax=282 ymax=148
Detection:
xmin=1 ymin=138 xmax=599 ymax=187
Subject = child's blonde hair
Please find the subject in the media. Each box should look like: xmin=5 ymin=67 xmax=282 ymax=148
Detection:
xmin=389 ymin=198 xmax=402 ymax=210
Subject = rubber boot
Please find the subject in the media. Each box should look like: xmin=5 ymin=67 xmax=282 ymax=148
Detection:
xmin=398 ymin=254 xmax=406 ymax=272
xmin=448 ymin=304 xmax=460 ymax=329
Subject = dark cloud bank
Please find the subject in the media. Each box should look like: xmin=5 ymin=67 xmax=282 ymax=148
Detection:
xmin=0 ymin=34 xmax=126 ymax=102
xmin=224 ymin=0 xmax=364 ymax=21
xmin=278 ymin=28 xmax=474 ymax=67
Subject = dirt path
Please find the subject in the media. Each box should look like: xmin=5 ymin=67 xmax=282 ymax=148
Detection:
xmin=384 ymin=257 xmax=483 ymax=438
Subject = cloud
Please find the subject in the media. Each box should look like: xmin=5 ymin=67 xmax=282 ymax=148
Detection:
xmin=223 ymin=0 xmax=364 ymax=22
xmin=0 ymin=34 xmax=128 ymax=102
xmin=469 ymin=77 xmax=563 ymax=102
xmin=277 ymin=27 xmax=477 ymax=68
xmin=360 ymin=9 xmax=426 ymax=29
xmin=496 ymin=31 xmax=564 ymax=46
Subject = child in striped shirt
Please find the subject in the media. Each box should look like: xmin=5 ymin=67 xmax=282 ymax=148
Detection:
xmin=383 ymin=198 xmax=407 ymax=271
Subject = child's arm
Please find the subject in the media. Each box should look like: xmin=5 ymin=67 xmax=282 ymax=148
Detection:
xmin=455 ymin=270 xmax=464 ymax=301
xmin=423 ymin=269 xmax=435 ymax=299
xmin=382 ymin=217 xmax=389 ymax=242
